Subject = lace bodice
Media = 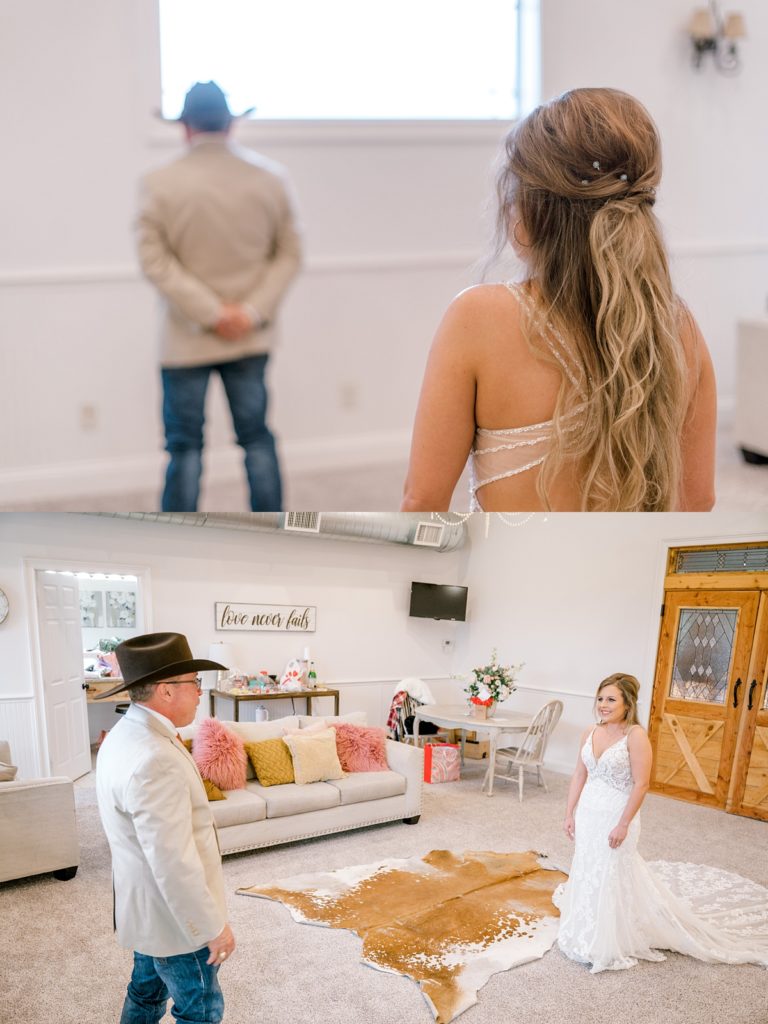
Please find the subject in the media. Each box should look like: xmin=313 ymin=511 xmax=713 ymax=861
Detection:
xmin=582 ymin=728 xmax=634 ymax=795
xmin=468 ymin=282 xmax=587 ymax=510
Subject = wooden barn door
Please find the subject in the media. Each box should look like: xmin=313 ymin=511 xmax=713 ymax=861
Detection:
xmin=728 ymin=593 xmax=768 ymax=821
xmin=648 ymin=590 xmax=759 ymax=810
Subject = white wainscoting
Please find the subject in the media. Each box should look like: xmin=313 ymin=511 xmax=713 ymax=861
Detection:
xmin=0 ymin=696 xmax=41 ymax=780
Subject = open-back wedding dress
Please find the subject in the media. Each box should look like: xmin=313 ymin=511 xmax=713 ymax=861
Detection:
xmin=553 ymin=727 xmax=768 ymax=974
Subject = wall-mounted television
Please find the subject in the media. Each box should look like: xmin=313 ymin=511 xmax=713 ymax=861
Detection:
xmin=409 ymin=582 xmax=468 ymax=621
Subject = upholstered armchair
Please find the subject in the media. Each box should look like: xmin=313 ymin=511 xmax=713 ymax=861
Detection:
xmin=0 ymin=740 xmax=79 ymax=882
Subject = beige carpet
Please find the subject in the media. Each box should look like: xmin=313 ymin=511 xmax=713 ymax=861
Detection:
xmin=239 ymin=849 xmax=566 ymax=1023
xmin=1 ymin=761 xmax=767 ymax=1024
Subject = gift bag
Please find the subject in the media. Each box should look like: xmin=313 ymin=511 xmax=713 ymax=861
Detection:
xmin=423 ymin=743 xmax=460 ymax=784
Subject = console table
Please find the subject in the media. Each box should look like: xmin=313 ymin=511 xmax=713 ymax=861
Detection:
xmin=209 ymin=688 xmax=340 ymax=721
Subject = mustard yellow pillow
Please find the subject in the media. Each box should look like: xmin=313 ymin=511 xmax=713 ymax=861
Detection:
xmin=183 ymin=739 xmax=226 ymax=800
xmin=283 ymin=728 xmax=344 ymax=785
xmin=245 ymin=739 xmax=295 ymax=787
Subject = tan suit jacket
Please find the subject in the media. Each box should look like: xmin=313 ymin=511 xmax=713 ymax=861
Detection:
xmin=136 ymin=136 xmax=302 ymax=368
xmin=96 ymin=704 xmax=227 ymax=956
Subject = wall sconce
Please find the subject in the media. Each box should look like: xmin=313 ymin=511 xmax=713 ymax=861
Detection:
xmin=689 ymin=3 xmax=746 ymax=73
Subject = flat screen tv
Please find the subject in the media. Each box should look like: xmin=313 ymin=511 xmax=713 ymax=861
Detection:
xmin=409 ymin=582 xmax=468 ymax=621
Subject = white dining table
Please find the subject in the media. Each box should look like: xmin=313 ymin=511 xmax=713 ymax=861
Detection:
xmin=414 ymin=703 xmax=533 ymax=796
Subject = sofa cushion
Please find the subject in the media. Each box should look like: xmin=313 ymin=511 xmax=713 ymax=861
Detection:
xmin=245 ymin=739 xmax=295 ymax=787
xmin=247 ymin=780 xmax=341 ymax=818
xmin=209 ymin=788 xmax=268 ymax=828
xmin=179 ymin=718 xmax=302 ymax=780
xmin=0 ymin=761 xmax=18 ymax=782
xmin=193 ymin=718 xmax=247 ymax=790
xmin=225 ymin=717 xmax=301 ymax=743
xmin=297 ymin=712 xmax=367 ymax=728
xmin=326 ymin=771 xmax=406 ymax=805
xmin=182 ymin=740 xmax=225 ymax=800
xmin=334 ymin=723 xmax=389 ymax=773
xmin=283 ymin=729 xmax=344 ymax=785
xmin=282 ymin=719 xmax=327 ymax=737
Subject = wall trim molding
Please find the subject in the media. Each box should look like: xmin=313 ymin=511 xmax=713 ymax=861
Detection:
xmin=0 ymin=429 xmax=412 ymax=504
xmin=149 ymin=119 xmax=513 ymax=148
xmin=3 ymin=240 xmax=768 ymax=289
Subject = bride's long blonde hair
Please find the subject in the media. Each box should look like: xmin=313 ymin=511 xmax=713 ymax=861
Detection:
xmin=496 ymin=88 xmax=690 ymax=511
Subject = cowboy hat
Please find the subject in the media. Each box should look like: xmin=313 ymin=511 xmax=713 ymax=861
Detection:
xmin=157 ymin=81 xmax=255 ymax=129
xmin=93 ymin=632 xmax=227 ymax=700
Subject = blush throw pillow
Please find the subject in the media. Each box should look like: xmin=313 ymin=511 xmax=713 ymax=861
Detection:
xmin=192 ymin=718 xmax=247 ymax=791
xmin=334 ymin=723 xmax=389 ymax=773
xmin=244 ymin=739 xmax=295 ymax=787
xmin=182 ymin=739 xmax=226 ymax=800
xmin=283 ymin=728 xmax=344 ymax=785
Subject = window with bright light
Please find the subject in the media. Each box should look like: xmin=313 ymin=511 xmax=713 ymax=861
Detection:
xmin=159 ymin=0 xmax=537 ymax=121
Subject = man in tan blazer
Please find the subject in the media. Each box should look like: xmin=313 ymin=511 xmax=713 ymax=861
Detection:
xmin=96 ymin=633 xmax=232 ymax=1023
xmin=136 ymin=81 xmax=302 ymax=512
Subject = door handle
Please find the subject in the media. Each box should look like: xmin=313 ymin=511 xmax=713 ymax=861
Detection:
xmin=747 ymin=679 xmax=757 ymax=711
xmin=732 ymin=677 xmax=742 ymax=708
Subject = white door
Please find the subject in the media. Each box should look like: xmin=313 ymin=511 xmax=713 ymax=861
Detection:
xmin=36 ymin=571 xmax=92 ymax=779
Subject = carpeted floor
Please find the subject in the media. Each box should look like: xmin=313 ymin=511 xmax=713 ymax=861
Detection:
xmin=1 ymin=761 xmax=766 ymax=1024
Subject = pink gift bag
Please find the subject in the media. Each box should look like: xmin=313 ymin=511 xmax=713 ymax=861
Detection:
xmin=423 ymin=743 xmax=461 ymax=784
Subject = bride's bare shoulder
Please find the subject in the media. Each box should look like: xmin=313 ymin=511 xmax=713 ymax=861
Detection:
xmin=439 ymin=283 xmax=527 ymax=343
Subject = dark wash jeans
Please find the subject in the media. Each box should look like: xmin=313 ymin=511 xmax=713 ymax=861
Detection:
xmin=161 ymin=354 xmax=282 ymax=512
xmin=119 ymin=948 xmax=224 ymax=1024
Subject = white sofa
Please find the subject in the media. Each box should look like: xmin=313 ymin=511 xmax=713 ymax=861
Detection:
xmin=0 ymin=740 xmax=80 ymax=883
xmin=180 ymin=715 xmax=424 ymax=855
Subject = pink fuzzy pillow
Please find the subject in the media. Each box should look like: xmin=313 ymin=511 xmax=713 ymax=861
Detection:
xmin=193 ymin=718 xmax=247 ymax=791
xmin=334 ymin=723 xmax=389 ymax=773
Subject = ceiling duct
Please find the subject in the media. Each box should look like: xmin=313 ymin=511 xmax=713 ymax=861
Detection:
xmin=88 ymin=512 xmax=466 ymax=552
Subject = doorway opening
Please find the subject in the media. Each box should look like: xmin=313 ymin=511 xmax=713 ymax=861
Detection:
xmin=28 ymin=561 xmax=149 ymax=780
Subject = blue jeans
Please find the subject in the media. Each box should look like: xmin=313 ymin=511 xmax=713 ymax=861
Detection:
xmin=119 ymin=948 xmax=224 ymax=1024
xmin=161 ymin=354 xmax=282 ymax=511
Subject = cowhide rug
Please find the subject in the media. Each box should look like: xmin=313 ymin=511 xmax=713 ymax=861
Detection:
xmin=237 ymin=849 xmax=567 ymax=1023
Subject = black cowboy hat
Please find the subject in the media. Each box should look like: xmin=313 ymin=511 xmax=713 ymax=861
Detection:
xmin=158 ymin=81 xmax=255 ymax=130
xmin=93 ymin=632 xmax=227 ymax=700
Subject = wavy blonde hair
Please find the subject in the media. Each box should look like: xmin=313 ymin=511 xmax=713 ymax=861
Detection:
xmin=496 ymin=88 xmax=690 ymax=511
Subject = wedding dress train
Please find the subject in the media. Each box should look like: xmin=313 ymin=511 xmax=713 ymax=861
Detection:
xmin=553 ymin=728 xmax=768 ymax=974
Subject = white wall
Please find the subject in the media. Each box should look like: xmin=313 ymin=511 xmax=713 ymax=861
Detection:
xmin=455 ymin=511 xmax=768 ymax=773
xmin=3 ymin=1 xmax=766 ymax=502
xmin=1 ymin=511 xmax=765 ymax=781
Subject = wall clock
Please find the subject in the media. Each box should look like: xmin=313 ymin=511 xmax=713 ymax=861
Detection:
xmin=0 ymin=588 xmax=8 ymax=625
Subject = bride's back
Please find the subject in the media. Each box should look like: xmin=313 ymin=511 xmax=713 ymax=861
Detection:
xmin=403 ymin=88 xmax=716 ymax=513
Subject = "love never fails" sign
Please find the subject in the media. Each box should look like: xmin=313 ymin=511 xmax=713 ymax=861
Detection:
xmin=215 ymin=602 xmax=316 ymax=632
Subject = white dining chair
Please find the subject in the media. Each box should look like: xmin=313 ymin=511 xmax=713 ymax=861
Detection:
xmin=492 ymin=700 xmax=563 ymax=801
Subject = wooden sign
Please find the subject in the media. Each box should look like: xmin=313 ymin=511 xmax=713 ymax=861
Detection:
xmin=215 ymin=602 xmax=316 ymax=632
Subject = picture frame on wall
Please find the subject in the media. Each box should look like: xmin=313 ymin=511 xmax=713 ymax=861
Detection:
xmin=106 ymin=590 xmax=137 ymax=628
xmin=80 ymin=591 xmax=104 ymax=628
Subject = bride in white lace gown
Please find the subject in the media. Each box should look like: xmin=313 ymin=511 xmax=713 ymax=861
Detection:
xmin=553 ymin=673 xmax=768 ymax=974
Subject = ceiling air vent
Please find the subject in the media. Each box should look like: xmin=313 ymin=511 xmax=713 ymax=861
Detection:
xmin=283 ymin=512 xmax=322 ymax=533
xmin=413 ymin=522 xmax=445 ymax=548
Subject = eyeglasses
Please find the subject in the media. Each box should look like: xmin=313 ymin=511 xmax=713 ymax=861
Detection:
xmin=163 ymin=676 xmax=203 ymax=692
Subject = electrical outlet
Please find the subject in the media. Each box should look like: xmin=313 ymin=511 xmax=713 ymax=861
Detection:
xmin=442 ymin=639 xmax=452 ymax=652
xmin=79 ymin=403 xmax=99 ymax=431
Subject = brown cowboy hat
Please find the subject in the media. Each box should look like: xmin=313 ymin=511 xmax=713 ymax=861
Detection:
xmin=93 ymin=632 xmax=227 ymax=700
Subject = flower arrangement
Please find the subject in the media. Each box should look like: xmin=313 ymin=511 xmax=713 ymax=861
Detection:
xmin=462 ymin=649 xmax=523 ymax=707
